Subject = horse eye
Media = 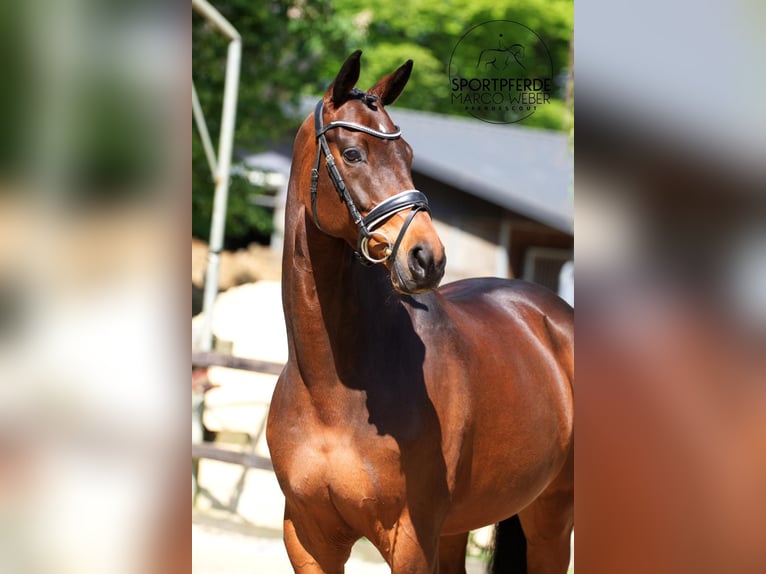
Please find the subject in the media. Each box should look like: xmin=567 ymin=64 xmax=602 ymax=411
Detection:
xmin=342 ymin=148 xmax=364 ymax=163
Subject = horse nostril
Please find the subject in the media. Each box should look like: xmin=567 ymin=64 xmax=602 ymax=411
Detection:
xmin=409 ymin=245 xmax=435 ymax=279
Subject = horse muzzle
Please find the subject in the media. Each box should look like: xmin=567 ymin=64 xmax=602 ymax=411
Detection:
xmin=391 ymin=240 xmax=446 ymax=294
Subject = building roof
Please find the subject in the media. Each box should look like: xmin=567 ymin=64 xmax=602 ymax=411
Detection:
xmin=387 ymin=108 xmax=573 ymax=233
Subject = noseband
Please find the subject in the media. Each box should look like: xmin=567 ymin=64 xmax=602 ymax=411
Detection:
xmin=309 ymin=94 xmax=430 ymax=265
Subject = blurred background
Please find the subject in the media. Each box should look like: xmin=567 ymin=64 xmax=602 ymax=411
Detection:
xmin=576 ymin=0 xmax=766 ymax=572
xmin=0 ymin=1 xmax=188 ymax=573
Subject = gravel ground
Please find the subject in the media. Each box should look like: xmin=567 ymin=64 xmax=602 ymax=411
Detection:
xmin=192 ymin=509 xmax=487 ymax=574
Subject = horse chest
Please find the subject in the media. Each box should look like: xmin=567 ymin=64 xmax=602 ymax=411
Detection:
xmin=285 ymin=437 xmax=404 ymax=528
xmin=281 ymin=430 xmax=405 ymax=511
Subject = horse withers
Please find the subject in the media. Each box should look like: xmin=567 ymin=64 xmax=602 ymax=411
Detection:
xmin=266 ymin=51 xmax=574 ymax=574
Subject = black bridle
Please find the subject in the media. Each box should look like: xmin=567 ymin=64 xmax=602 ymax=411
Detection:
xmin=309 ymin=94 xmax=430 ymax=265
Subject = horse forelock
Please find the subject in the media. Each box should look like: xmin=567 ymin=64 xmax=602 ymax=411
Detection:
xmin=349 ymin=87 xmax=380 ymax=110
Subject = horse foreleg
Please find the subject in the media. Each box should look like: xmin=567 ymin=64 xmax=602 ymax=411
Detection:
xmin=438 ymin=532 xmax=469 ymax=574
xmin=283 ymin=502 xmax=356 ymax=574
xmin=380 ymin=511 xmax=440 ymax=574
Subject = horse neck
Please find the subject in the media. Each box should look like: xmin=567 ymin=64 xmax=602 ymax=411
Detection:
xmin=281 ymin=185 xmax=399 ymax=397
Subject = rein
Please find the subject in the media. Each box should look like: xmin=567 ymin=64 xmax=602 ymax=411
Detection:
xmin=309 ymin=95 xmax=430 ymax=265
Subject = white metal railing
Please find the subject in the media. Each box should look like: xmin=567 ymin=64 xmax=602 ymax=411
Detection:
xmin=191 ymin=0 xmax=241 ymax=351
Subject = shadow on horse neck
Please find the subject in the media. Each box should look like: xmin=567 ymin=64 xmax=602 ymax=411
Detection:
xmin=297 ymin=209 xmax=440 ymax=437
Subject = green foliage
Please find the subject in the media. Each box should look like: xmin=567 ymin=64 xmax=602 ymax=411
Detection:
xmin=192 ymin=0 xmax=572 ymax=246
xmin=191 ymin=138 xmax=274 ymax=245
xmin=527 ymin=98 xmax=572 ymax=131
xmin=324 ymin=0 xmax=573 ymax=128
xmin=193 ymin=0 xmax=355 ymax=247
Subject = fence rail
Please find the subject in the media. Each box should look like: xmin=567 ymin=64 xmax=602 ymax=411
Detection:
xmin=192 ymin=351 xmax=283 ymax=480
xmin=192 ymin=351 xmax=284 ymax=375
xmin=192 ymin=442 xmax=274 ymax=471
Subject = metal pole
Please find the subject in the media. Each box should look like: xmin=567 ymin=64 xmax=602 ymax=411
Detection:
xmin=192 ymin=0 xmax=241 ymax=352
xmin=192 ymin=82 xmax=218 ymax=176
xmin=192 ymin=0 xmax=240 ymax=40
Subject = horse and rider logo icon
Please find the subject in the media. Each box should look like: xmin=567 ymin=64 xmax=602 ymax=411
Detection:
xmin=477 ymin=34 xmax=526 ymax=72
xmin=449 ymin=20 xmax=553 ymax=124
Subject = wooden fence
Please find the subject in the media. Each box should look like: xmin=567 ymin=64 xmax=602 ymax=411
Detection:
xmin=192 ymin=351 xmax=284 ymax=473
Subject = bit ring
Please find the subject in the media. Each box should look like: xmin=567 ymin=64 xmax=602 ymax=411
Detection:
xmin=360 ymin=230 xmax=393 ymax=263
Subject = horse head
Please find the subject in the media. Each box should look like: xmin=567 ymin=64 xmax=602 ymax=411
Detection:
xmin=297 ymin=50 xmax=446 ymax=294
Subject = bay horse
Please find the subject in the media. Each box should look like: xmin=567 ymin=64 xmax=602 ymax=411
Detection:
xmin=266 ymin=51 xmax=574 ymax=574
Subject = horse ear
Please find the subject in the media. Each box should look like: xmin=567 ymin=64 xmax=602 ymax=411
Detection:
xmin=368 ymin=59 xmax=413 ymax=106
xmin=327 ymin=50 xmax=362 ymax=109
